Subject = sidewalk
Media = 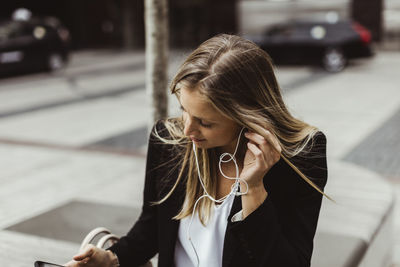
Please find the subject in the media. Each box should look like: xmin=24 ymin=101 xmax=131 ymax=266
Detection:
xmin=282 ymin=52 xmax=399 ymax=265
xmin=0 ymin=50 xmax=399 ymax=266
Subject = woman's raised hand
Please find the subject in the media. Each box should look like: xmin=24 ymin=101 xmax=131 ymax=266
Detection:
xmin=65 ymin=244 xmax=119 ymax=267
xmin=240 ymin=129 xmax=281 ymax=188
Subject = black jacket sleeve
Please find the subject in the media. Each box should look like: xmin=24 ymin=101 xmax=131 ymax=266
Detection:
xmin=108 ymin=122 xmax=166 ymax=266
xmin=227 ymin=132 xmax=328 ymax=267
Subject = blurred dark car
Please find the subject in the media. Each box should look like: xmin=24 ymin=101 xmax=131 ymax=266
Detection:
xmin=248 ymin=19 xmax=373 ymax=72
xmin=0 ymin=16 xmax=70 ymax=75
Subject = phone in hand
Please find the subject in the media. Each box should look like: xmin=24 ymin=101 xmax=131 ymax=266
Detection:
xmin=34 ymin=261 xmax=65 ymax=267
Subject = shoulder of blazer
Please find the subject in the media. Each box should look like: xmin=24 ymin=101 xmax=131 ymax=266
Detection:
xmin=289 ymin=130 xmax=328 ymax=192
xmin=148 ymin=119 xmax=186 ymax=199
xmin=266 ymin=131 xmax=327 ymax=194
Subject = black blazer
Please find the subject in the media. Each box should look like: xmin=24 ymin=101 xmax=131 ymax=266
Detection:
xmin=109 ymin=121 xmax=328 ymax=267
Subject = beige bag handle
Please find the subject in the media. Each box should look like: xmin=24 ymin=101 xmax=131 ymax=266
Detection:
xmin=80 ymin=227 xmax=153 ymax=267
xmin=80 ymin=227 xmax=119 ymax=252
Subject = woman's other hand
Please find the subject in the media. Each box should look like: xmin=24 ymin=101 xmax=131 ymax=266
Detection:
xmin=64 ymin=244 xmax=119 ymax=267
xmin=241 ymin=129 xmax=281 ymax=188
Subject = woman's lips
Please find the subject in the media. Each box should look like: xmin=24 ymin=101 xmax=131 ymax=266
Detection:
xmin=190 ymin=137 xmax=205 ymax=142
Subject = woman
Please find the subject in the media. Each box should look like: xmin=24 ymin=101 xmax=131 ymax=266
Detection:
xmin=67 ymin=34 xmax=328 ymax=267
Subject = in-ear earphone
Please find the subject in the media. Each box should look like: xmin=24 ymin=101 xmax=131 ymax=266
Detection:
xmin=187 ymin=127 xmax=248 ymax=267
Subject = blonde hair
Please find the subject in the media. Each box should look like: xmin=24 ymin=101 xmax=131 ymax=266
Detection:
xmin=152 ymin=34 xmax=330 ymax=226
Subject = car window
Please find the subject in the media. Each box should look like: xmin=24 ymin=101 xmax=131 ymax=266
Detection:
xmin=266 ymin=25 xmax=293 ymax=37
xmin=291 ymin=23 xmax=312 ymax=36
xmin=0 ymin=21 xmax=32 ymax=40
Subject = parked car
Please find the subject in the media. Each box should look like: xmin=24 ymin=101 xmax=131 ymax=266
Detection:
xmin=247 ymin=19 xmax=373 ymax=72
xmin=0 ymin=15 xmax=70 ymax=75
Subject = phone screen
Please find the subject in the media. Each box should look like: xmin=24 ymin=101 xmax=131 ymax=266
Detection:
xmin=34 ymin=261 xmax=65 ymax=267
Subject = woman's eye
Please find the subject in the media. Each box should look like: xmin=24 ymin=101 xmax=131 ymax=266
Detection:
xmin=200 ymin=121 xmax=212 ymax=128
xmin=180 ymin=106 xmax=212 ymax=128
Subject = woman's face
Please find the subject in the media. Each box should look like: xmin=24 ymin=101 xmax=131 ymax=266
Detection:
xmin=179 ymin=86 xmax=241 ymax=153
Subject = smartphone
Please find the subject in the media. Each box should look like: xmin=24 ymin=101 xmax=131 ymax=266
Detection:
xmin=34 ymin=261 xmax=65 ymax=267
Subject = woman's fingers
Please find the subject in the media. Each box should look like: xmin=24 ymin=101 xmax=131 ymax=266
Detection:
xmin=247 ymin=141 xmax=261 ymax=156
xmin=246 ymin=142 xmax=264 ymax=166
xmin=73 ymin=244 xmax=95 ymax=261
xmin=64 ymin=260 xmax=78 ymax=267
xmin=80 ymin=257 xmax=91 ymax=264
xmin=244 ymin=132 xmax=265 ymax=145
xmin=244 ymin=130 xmax=281 ymax=168
xmin=241 ymin=130 xmax=282 ymax=185
xmin=259 ymin=128 xmax=282 ymax=154
xmin=244 ymin=130 xmax=281 ymax=155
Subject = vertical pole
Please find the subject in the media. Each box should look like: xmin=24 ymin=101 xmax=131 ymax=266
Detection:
xmin=145 ymin=0 xmax=169 ymax=131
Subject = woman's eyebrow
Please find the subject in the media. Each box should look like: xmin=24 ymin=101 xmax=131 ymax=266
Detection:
xmin=179 ymin=104 xmax=216 ymax=122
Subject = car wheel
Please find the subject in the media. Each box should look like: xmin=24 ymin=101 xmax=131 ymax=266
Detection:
xmin=322 ymin=48 xmax=347 ymax=72
xmin=47 ymin=53 xmax=64 ymax=72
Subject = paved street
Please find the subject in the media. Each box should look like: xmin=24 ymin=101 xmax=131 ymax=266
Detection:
xmin=0 ymin=49 xmax=399 ymax=266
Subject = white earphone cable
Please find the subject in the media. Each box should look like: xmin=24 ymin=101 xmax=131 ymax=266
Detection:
xmin=187 ymin=127 xmax=248 ymax=267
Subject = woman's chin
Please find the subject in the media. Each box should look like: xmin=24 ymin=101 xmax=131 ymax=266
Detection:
xmin=192 ymin=140 xmax=209 ymax=148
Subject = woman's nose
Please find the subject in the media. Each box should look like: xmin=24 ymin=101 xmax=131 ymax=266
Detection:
xmin=183 ymin=116 xmax=197 ymax=136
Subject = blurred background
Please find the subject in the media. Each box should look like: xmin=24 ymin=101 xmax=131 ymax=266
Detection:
xmin=0 ymin=0 xmax=399 ymax=266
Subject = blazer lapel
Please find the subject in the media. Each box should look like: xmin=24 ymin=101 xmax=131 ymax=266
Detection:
xmin=159 ymin=178 xmax=185 ymax=267
xmin=222 ymin=194 xmax=242 ymax=267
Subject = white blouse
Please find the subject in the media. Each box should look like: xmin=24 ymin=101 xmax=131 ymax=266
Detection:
xmin=174 ymin=192 xmax=243 ymax=267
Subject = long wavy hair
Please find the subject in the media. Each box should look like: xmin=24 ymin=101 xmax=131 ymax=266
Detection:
xmin=152 ymin=34 xmax=329 ymax=226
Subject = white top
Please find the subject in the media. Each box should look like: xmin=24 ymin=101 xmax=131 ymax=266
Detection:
xmin=174 ymin=192 xmax=243 ymax=267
